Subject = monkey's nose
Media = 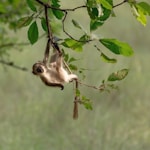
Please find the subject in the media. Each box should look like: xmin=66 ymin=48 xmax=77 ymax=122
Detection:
xmin=32 ymin=70 xmax=36 ymax=75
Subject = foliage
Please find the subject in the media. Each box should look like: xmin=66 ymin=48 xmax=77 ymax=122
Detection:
xmin=0 ymin=0 xmax=150 ymax=113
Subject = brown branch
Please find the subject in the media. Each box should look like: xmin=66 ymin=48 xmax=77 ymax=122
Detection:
xmin=62 ymin=11 xmax=78 ymax=41
xmin=42 ymin=5 xmax=52 ymax=64
xmin=36 ymin=0 xmax=91 ymax=43
xmin=36 ymin=0 xmax=62 ymax=63
xmin=36 ymin=0 xmax=127 ymax=11
xmin=0 ymin=60 xmax=28 ymax=71
xmin=35 ymin=0 xmax=45 ymax=6
xmin=36 ymin=0 xmax=86 ymax=12
xmin=63 ymin=59 xmax=104 ymax=91
xmin=0 ymin=42 xmax=30 ymax=49
xmin=113 ymin=0 xmax=128 ymax=8
xmin=62 ymin=11 xmax=92 ymax=43
xmin=78 ymin=81 xmax=105 ymax=91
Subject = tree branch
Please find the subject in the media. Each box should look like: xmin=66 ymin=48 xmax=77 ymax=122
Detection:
xmin=113 ymin=0 xmax=128 ymax=8
xmin=42 ymin=5 xmax=52 ymax=64
xmin=0 ymin=42 xmax=30 ymax=49
xmin=36 ymin=0 xmax=91 ymax=43
xmin=0 ymin=60 xmax=28 ymax=71
xmin=36 ymin=0 xmax=86 ymax=12
xmin=62 ymin=11 xmax=92 ymax=43
xmin=36 ymin=0 xmax=63 ymax=64
xmin=78 ymin=81 xmax=105 ymax=91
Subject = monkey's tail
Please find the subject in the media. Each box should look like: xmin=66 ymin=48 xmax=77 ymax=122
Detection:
xmin=73 ymin=79 xmax=79 ymax=119
xmin=73 ymin=99 xmax=78 ymax=119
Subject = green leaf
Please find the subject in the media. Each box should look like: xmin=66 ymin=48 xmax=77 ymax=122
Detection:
xmin=131 ymin=4 xmax=147 ymax=26
xmin=72 ymin=19 xmax=83 ymax=30
xmin=52 ymin=0 xmax=60 ymax=7
xmin=134 ymin=2 xmax=150 ymax=26
xmin=98 ymin=0 xmax=112 ymax=21
xmin=108 ymin=69 xmax=129 ymax=81
xmin=136 ymin=7 xmax=147 ymax=26
xmin=81 ymin=96 xmax=93 ymax=110
xmin=100 ymin=53 xmax=117 ymax=63
xmin=51 ymin=0 xmax=64 ymax=19
xmin=62 ymin=38 xmax=83 ymax=52
xmin=0 ymin=4 xmax=7 ymax=13
xmin=26 ymin=0 xmax=37 ymax=12
xmin=79 ymin=34 xmax=90 ymax=42
xmin=84 ymin=102 xmax=93 ymax=110
xmin=87 ymin=0 xmax=99 ymax=20
xmin=87 ymin=7 xmax=98 ymax=19
xmin=28 ymin=21 xmax=39 ymax=44
xmin=64 ymin=53 xmax=69 ymax=62
xmin=90 ymin=19 xmax=103 ymax=31
xmin=99 ymin=5 xmax=111 ymax=21
xmin=52 ymin=9 xmax=64 ymax=20
xmin=99 ymin=0 xmax=112 ymax=10
xmin=69 ymin=64 xmax=78 ymax=71
xmin=100 ymin=38 xmax=134 ymax=56
xmin=136 ymin=2 xmax=150 ymax=15
xmin=76 ymin=89 xmax=81 ymax=97
xmin=41 ymin=17 xmax=48 ymax=32
xmin=17 ymin=16 xmax=33 ymax=28
xmin=87 ymin=0 xmax=112 ymax=30
xmin=87 ymin=0 xmax=97 ymax=7
xmin=68 ymin=57 xmax=78 ymax=63
xmin=131 ymin=2 xmax=150 ymax=26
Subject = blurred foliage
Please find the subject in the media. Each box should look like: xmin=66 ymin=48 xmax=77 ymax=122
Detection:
xmin=0 ymin=0 xmax=150 ymax=149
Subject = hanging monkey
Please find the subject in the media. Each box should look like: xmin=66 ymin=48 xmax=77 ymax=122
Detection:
xmin=32 ymin=50 xmax=78 ymax=90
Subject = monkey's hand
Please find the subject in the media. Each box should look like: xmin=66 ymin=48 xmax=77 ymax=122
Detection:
xmin=68 ymin=74 xmax=78 ymax=82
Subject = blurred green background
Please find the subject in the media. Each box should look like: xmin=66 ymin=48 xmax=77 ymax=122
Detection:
xmin=0 ymin=0 xmax=150 ymax=149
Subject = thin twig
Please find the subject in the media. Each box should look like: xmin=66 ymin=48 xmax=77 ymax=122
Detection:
xmin=43 ymin=5 xmax=52 ymax=64
xmin=36 ymin=0 xmax=86 ymax=12
xmin=62 ymin=11 xmax=78 ymax=41
xmin=62 ymin=11 xmax=92 ymax=43
xmin=63 ymin=60 xmax=72 ymax=74
xmin=44 ymin=5 xmax=53 ymax=41
xmin=35 ymin=0 xmax=45 ymax=6
xmin=78 ymin=80 xmax=104 ymax=91
xmin=113 ymin=0 xmax=128 ymax=8
xmin=0 ymin=42 xmax=30 ymax=49
xmin=36 ymin=0 xmax=91 ymax=43
xmin=63 ymin=58 xmax=104 ymax=91
xmin=0 ymin=60 xmax=28 ymax=71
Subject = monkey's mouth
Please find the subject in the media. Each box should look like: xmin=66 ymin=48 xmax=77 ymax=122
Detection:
xmin=32 ymin=63 xmax=44 ymax=75
xmin=32 ymin=70 xmax=36 ymax=75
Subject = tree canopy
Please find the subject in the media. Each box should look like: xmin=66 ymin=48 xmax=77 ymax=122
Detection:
xmin=0 ymin=0 xmax=150 ymax=117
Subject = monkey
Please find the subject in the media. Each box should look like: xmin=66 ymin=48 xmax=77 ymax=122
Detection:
xmin=32 ymin=51 xmax=78 ymax=90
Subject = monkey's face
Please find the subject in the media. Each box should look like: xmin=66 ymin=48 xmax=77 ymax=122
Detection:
xmin=32 ymin=62 xmax=45 ymax=75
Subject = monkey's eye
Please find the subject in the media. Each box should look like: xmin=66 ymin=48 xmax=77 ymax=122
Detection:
xmin=36 ymin=67 xmax=43 ymax=73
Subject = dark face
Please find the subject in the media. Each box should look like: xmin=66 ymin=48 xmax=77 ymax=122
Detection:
xmin=32 ymin=63 xmax=44 ymax=75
